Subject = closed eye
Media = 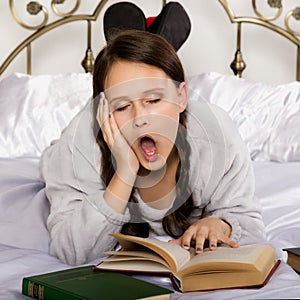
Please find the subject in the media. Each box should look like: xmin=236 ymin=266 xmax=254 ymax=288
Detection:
xmin=147 ymin=98 xmax=161 ymax=104
xmin=115 ymin=104 xmax=130 ymax=111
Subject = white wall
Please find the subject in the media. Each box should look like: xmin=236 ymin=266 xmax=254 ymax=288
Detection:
xmin=0 ymin=0 xmax=298 ymax=84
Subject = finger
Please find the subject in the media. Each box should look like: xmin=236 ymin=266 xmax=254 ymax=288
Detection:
xmin=108 ymin=110 xmax=120 ymax=139
xmin=195 ymin=232 xmax=206 ymax=254
xmin=101 ymin=96 xmax=115 ymax=146
xmin=96 ymin=92 xmax=105 ymax=127
xmin=180 ymin=230 xmax=194 ymax=250
xmin=102 ymin=95 xmax=110 ymax=124
xmin=98 ymin=93 xmax=111 ymax=133
xmin=208 ymin=233 xmax=218 ymax=251
xmin=221 ymin=236 xmax=239 ymax=248
xmin=168 ymin=238 xmax=181 ymax=245
xmin=96 ymin=93 xmax=111 ymax=145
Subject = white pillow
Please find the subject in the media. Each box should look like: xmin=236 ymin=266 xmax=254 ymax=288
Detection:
xmin=0 ymin=72 xmax=93 ymax=158
xmin=187 ymin=72 xmax=300 ymax=162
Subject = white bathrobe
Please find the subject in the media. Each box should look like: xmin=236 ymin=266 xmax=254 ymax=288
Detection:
xmin=40 ymin=99 xmax=266 ymax=265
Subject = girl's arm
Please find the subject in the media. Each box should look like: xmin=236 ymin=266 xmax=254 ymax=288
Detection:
xmin=201 ymin=104 xmax=266 ymax=245
xmin=170 ymin=103 xmax=266 ymax=253
xmin=41 ymin=101 xmax=134 ymax=265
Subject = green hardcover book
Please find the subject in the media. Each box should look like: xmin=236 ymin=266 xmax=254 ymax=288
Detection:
xmin=22 ymin=266 xmax=173 ymax=300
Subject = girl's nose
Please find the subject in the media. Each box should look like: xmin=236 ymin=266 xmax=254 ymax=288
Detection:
xmin=133 ymin=104 xmax=149 ymax=128
xmin=134 ymin=115 xmax=148 ymax=128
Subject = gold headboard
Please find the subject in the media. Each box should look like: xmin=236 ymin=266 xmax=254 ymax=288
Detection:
xmin=219 ymin=0 xmax=300 ymax=81
xmin=2 ymin=1 xmax=300 ymax=81
xmin=0 ymin=0 xmax=110 ymax=75
xmin=0 ymin=0 xmax=166 ymax=76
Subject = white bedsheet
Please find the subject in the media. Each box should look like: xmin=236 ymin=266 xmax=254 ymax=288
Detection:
xmin=0 ymin=158 xmax=300 ymax=299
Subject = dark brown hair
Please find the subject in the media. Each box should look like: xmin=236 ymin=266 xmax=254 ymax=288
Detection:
xmin=93 ymin=30 xmax=194 ymax=238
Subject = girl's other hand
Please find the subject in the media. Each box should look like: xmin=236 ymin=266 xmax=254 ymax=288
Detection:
xmin=168 ymin=217 xmax=239 ymax=254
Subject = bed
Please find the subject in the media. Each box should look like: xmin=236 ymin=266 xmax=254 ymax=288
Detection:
xmin=1 ymin=1 xmax=300 ymax=299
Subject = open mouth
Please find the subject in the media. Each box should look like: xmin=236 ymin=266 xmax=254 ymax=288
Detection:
xmin=139 ymin=135 xmax=158 ymax=162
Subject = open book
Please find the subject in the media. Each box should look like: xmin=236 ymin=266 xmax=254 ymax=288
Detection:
xmin=95 ymin=233 xmax=279 ymax=292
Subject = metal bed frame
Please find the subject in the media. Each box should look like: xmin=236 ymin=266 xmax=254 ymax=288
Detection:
xmin=1 ymin=0 xmax=300 ymax=80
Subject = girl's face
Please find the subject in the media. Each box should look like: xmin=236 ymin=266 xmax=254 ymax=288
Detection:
xmin=104 ymin=60 xmax=188 ymax=171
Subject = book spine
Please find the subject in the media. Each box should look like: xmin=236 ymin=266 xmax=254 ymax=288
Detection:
xmin=22 ymin=278 xmax=78 ymax=300
xmin=169 ymin=274 xmax=182 ymax=293
xmin=22 ymin=279 xmax=45 ymax=300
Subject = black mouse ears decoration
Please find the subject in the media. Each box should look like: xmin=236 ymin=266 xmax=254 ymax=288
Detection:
xmin=103 ymin=1 xmax=191 ymax=51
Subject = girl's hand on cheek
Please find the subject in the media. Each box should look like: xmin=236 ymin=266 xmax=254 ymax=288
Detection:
xmin=96 ymin=93 xmax=140 ymax=182
xmin=168 ymin=217 xmax=239 ymax=254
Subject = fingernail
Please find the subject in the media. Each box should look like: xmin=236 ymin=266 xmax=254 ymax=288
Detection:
xmin=211 ymin=244 xmax=217 ymax=248
xmin=183 ymin=244 xmax=190 ymax=250
xmin=108 ymin=113 xmax=111 ymax=118
xmin=196 ymin=247 xmax=203 ymax=252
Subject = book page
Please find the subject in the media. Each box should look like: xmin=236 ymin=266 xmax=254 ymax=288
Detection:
xmin=180 ymin=245 xmax=273 ymax=274
xmin=104 ymin=250 xmax=169 ymax=267
xmin=98 ymin=260 xmax=170 ymax=273
xmin=110 ymin=233 xmax=191 ymax=272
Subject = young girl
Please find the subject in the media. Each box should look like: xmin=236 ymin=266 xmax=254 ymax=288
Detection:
xmin=41 ymin=30 xmax=266 ymax=265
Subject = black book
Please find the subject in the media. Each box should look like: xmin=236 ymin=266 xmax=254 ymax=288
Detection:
xmin=283 ymin=247 xmax=300 ymax=274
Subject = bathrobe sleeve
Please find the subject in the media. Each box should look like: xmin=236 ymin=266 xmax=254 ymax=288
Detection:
xmin=187 ymin=101 xmax=266 ymax=245
xmin=40 ymin=101 xmax=131 ymax=265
